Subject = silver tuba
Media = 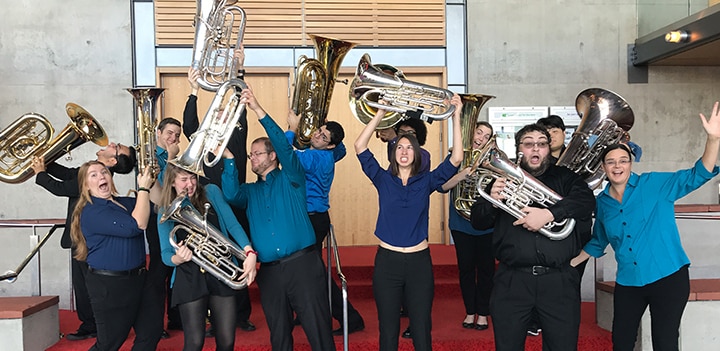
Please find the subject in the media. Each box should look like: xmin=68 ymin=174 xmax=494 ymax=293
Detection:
xmin=192 ymin=0 xmax=246 ymax=91
xmin=349 ymin=53 xmax=456 ymax=128
xmin=475 ymin=135 xmax=576 ymax=240
xmin=170 ymin=79 xmax=247 ymax=177
xmin=556 ymin=88 xmax=634 ymax=189
xmin=0 ymin=104 xmax=108 ymax=184
xmin=160 ymin=195 xmax=248 ymax=289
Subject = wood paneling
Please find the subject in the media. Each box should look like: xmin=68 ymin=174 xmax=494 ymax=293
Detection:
xmin=154 ymin=0 xmax=445 ymax=47
xmin=157 ymin=66 xmax=448 ymax=246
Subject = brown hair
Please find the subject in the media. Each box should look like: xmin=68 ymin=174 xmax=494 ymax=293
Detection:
xmin=70 ymin=161 xmax=119 ymax=261
xmin=389 ymin=134 xmax=423 ymax=177
xmin=157 ymin=164 xmax=208 ymax=212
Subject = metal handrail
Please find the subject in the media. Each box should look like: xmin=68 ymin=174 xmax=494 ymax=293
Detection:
xmin=0 ymin=221 xmax=64 ymax=283
xmin=325 ymin=224 xmax=350 ymax=350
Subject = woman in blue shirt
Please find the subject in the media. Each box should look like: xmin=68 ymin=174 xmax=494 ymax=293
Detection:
xmin=156 ymin=164 xmax=257 ymax=351
xmin=571 ymin=102 xmax=720 ymax=351
xmin=354 ymin=95 xmax=464 ymax=351
xmin=70 ymin=160 xmax=155 ymax=351
xmin=437 ymin=121 xmax=495 ymax=331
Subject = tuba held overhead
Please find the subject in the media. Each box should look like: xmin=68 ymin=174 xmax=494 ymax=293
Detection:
xmin=128 ymin=88 xmax=165 ymax=179
xmin=349 ymin=53 xmax=456 ymax=128
xmin=0 ymin=104 xmax=108 ymax=184
xmin=556 ymin=88 xmax=634 ymax=189
xmin=475 ymin=135 xmax=576 ymax=240
xmin=170 ymin=79 xmax=246 ymax=177
xmin=291 ymin=34 xmax=356 ymax=148
xmin=452 ymin=93 xmax=496 ymax=219
xmin=160 ymin=195 xmax=248 ymax=289
xmin=192 ymin=0 xmax=246 ymax=91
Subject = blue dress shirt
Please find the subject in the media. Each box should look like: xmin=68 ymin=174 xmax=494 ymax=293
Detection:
xmin=222 ymin=115 xmax=315 ymax=263
xmin=584 ymin=159 xmax=719 ymax=286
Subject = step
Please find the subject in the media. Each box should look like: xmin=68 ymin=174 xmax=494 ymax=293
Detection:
xmin=0 ymin=296 xmax=60 ymax=351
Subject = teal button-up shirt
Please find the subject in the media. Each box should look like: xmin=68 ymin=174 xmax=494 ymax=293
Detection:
xmin=584 ymin=159 xmax=718 ymax=286
xmin=222 ymin=114 xmax=315 ymax=263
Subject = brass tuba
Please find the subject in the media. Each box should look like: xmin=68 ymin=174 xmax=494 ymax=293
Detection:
xmin=160 ymin=195 xmax=247 ymax=289
xmin=0 ymin=104 xmax=108 ymax=184
xmin=192 ymin=0 xmax=246 ymax=91
xmin=556 ymin=88 xmax=634 ymax=189
xmin=291 ymin=34 xmax=356 ymax=148
xmin=349 ymin=53 xmax=456 ymax=128
xmin=452 ymin=93 xmax=495 ymax=219
xmin=128 ymin=88 xmax=165 ymax=179
xmin=475 ymin=135 xmax=576 ymax=240
xmin=170 ymin=79 xmax=247 ymax=177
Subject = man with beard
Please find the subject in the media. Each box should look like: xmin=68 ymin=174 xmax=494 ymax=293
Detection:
xmin=469 ymin=123 xmax=595 ymax=351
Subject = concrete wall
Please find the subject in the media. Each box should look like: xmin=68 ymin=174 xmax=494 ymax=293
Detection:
xmin=467 ymin=0 xmax=720 ymax=300
xmin=0 ymin=0 xmax=136 ymax=308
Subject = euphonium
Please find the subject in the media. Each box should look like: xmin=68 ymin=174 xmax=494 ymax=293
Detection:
xmin=475 ymin=135 xmax=576 ymax=240
xmin=160 ymin=195 xmax=247 ymax=289
xmin=291 ymin=34 xmax=356 ymax=148
xmin=452 ymin=93 xmax=495 ymax=219
xmin=556 ymin=88 xmax=634 ymax=189
xmin=192 ymin=0 xmax=246 ymax=91
xmin=128 ymin=88 xmax=165 ymax=179
xmin=170 ymin=79 xmax=246 ymax=177
xmin=0 ymin=103 xmax=108 ymax=184
xmin=349 ymin=53 xmax=456 ymax=128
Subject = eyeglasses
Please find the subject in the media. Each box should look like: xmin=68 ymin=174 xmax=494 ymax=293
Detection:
xmin=604 ymin=159 xmax=631 ymax=167
xmin=247 ymin=151 xmax=268 ymax=159
xmin=519 ymin=141 xmax=549 ymax=149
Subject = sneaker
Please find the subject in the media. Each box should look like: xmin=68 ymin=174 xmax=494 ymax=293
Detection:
xmin=527 ymin=327 xmax=541 ymax=336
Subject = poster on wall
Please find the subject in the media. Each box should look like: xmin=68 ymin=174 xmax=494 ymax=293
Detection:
xmin=487 ymin=106 xmax=549 ymax=157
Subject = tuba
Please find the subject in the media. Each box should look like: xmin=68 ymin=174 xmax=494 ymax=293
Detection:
xmin=192 ymin=0 xmax=246 ymax=92
xmin=160 ymin=195 xmax=247 ymax=289
xmin=291 ymin=34 xmax=356 ymax=148
xmin=170 ymin=79 xmax=247 ymax=177
xmin=0 ymin=104 xmax=108 ymax=184
xmin=349 ymin=53 xmax=456 ymax=128
xmin=452 ymin=93 xmax=496 ymax=219
xmin=556 ymin=88 xmax=634 ymax=189
xmin=128 ymin=88 xmax=165 ymax=179
xmin=475 ymin=135 xmax=576 ymax=240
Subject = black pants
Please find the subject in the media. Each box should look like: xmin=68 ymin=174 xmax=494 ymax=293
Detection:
xmin=612 ymin=265 xmax=689 ymax=351
xmin=309 ymin=211 xmax=364 ymax=327
xmin=86 ymin=270 xmax=159 ymax=351
xmin=71 ymin=257 xmax=96 ymax=333
xmin=257 ymin=247 xmax=335 ymax=351
xmin=491 ymin=263 xmax=581 ymax=351
xmin=451 ymin=230 xmax=494 ymax=316
xmin=373 ymin=246 xmax=434 ymax=351
xmin=145 ymin=212 xmax=174 ymax=334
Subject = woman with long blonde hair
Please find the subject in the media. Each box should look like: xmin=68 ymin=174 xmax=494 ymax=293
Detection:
xmin=156 ymin=164 xmax=256 ymax=351
xmin=70 ymin=160 xmax=155 ymax=351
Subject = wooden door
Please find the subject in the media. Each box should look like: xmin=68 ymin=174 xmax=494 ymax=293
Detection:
xmin=158 ymin=67 xmax=447 ymax=246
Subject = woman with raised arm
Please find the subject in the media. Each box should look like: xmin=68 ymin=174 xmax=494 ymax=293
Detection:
xmin=354 ymin=95 xmax=464 ymax=351
xmin=156 ymin=164 xmax=256 ymax=351
xmin=571 ymin=102 xmax=720 ymax=351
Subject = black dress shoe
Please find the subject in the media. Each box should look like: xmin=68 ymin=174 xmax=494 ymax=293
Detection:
xmin=205 ymin=326 xmax=215 ymax=338
xmin=475 ymin=323 xmax=489 ymax=330
xmin=160 ymin=330 xmax=170 ymax=339
xmin=238 ymin=319 xmax=256 ymax=332
xmin=332 ymin=321 xmax=365 ymax=336
xmin=402 ymin=326 xmax=411 ymax=339
xmin=66 ymin=330 xmax=97 ymax=341
xmin=462 ymin=322 xmax=475 ymax=329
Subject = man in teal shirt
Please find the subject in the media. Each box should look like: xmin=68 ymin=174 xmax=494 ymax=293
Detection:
xmin=221 ymin=86 xmax=335 ymax=351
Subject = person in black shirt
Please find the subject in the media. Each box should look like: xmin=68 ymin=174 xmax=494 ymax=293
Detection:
xmin=470 ymin=123 xmax=595 ymax=351
xmin=183 ymin=47 xmax=254 ymax=333
xmin=31 ymin=142 xmax=136 ymax=341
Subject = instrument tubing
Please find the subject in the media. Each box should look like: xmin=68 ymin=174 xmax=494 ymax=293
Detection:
xmin=89 ymin=265 xmax=146 ymax=277
xmin=262 ymin=245 xmax=315 ymax=267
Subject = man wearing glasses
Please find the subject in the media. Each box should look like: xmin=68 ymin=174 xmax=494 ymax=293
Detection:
xmin=469 ymin=123 xmax=595 ymax=351
xmin=30 ymin=142 xmax=137 ymax=341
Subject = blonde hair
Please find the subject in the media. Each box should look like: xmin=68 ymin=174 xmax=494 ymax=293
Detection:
xmin=70 ymin=161 xmax=119 ymax=261
xmin=157 ymin=164 xmax=208 ymax=212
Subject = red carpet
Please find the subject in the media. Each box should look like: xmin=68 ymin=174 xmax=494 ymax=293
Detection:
xmin=47 ymin=245 xmax=612 ymax=350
